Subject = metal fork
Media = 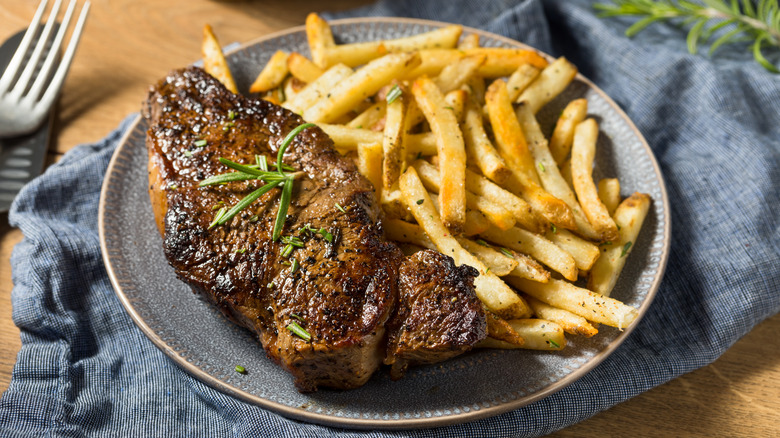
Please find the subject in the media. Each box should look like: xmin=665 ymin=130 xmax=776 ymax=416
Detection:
xmin=0 ymin=0 xmax=90 ymax=138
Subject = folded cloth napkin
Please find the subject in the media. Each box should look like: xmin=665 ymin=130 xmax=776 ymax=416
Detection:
xmin=1 ymin=0 xmax=778 ymax=436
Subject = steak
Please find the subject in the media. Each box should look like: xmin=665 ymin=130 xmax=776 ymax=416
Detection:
xmin=143 ymin=66 xmax=486 ymax=391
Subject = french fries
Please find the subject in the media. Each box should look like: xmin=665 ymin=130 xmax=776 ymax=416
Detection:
xmin=588 ymin=193 xmax=651 ymax=296
xmin=571 ymin=118 xmax=620 ymax=242
xmin=249 ymin=50 xmax=289 ymax=93
xmin=201 ymin=16 xmax=652 ymax=356
xmin=411 ymin=76 xmax=467 ymax=232
xmin=202 ymin=24 xmax=238 ymax=93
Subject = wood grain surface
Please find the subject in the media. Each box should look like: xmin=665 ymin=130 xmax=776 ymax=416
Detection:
xmin=0 ymin=1 xmax=778 ymax=436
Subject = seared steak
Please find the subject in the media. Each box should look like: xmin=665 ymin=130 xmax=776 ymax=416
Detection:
xmin=386 ymin=250 xmax=486 ymax=379
xmin=143 ymin=66 xmax=486 ymax=391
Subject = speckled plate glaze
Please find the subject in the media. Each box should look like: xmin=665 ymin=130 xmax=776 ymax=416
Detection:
xmin=99 ymin=18 xmax=670 ymax=430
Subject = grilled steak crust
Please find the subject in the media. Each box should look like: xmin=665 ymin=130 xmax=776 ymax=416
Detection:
xmin=144 ymin=66 xmax=402 ymax=392
xmin=386 ymin=250 xmax=486 ymax=379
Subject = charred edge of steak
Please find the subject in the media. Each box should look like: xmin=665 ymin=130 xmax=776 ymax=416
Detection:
xmin=144 ymin=66 xmax=402 ymax=392
xmin=386 ymin=250 xmax=487 ymax=380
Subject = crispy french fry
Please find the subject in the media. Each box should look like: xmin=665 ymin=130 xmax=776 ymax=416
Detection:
xmin=406 ymin=48 xmax=549 ymax=79
xmin=515 ymin=101 xmax=602 ymax=241
xmin=505 ymin=63 xmax=541 ymax=102
xmin=588 ymin=193 xmax=651 ymax=296
xmin=507 ymin=276 xmax=639 ymax=329
xmin=485 ymin=311 xmax=524 ymax=345
xmin=571 ymin=118 xmax=619 ymax=242
xmin=505 ymin=172 xmax=576 ymax=231
xmin=202 ymin=24 xmax=238 ymax=94
xmin=485 ymin=79 xmax=539 ymax=185
xmin=318 ymin=124 xmax=438 ymax=156
xmin=444 ymin=89 xmax=467 ymax=122
xmin=384 ymin=219 xmax=436 ymax=251
xmin=457 ymin=33 xmax=480 ymax=50
xmin=462 ymin=98 xmax=512 ymax=184
xmin=481 ymin=226 xmax=578 ymax=281
xmin=347 ymin=101 xmax=386 ymax=129
xmin=412 ymin=76 xmax=467 ymax=233
xmin=478 ymin=319 xmax=566 ymax=350
xmin=249 ymin=50 xmax=289 ymax=93
xmin=287 ymin=52 xmax=324 ymax=83
xmin=382 ymin=88 xmax=410 ymax=188
xmin=399 ymin=167 xmax=532 ymax=319
xmin=282 ymin=63 xmax=353 ymax=114
xmin=413 ymin=160 xmax=515 ymax=230
xmin=356 ymin=141 xmax=383 ymax=194
xmin=434 ymin=54 xmax=486 ymax=94
xmin=304 ymin=53 xmax=421 ymax=123
xmin=464 ymin=168 xmax=548 ymax=233
xmin=504 ymin=249 xmax=550 ymax=283
xmin=516 ymin=57 xmax=577 ymax=113
xmin=456 ymin=237 xmax=518 ymax=277
xmin=305 ymin=13 xmax=335 ymax=68
xmin=598 ymin=178 xmax=621 ymax=217
xmin=525 ymin=295 xmax=598 ymax=337
xmin=549 ymin=98 xmax=588 ymax=165
xmin=545 ymin=228 xmax=600 ymax=272
xmin=319 ymin=25 xmax=462 ymax=68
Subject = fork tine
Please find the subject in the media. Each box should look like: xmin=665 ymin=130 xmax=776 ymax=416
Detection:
xmin=37 ymin=0 xmax=90 ymax=112
xmin=25 ymin=0 xmax=77 ymax=104
xmin=9 ymin=0 xmax=64 ymax=101
xmin=0 ymin=0 xmax=50 ymax=95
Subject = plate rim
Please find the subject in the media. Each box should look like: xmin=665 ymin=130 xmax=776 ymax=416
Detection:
xmin=98 ymin=16 xmax=671 ymax=430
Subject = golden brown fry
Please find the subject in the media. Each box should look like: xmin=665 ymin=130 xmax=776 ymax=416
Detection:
xmin=598 ymin=178 xmax=621 ymax=217
xmin=305 ymin=53 xmax=422 ymax=123
xmin=287 ymin=52 xmax=325 ymax=83
xmin=505 ymin=63 xmax=541 ymax=102
xmin=549 ymin=98 xmax=588 ymax=165
xmin=249 ymin=50 xmax=289 ymax=93
xmin=434 ymin=54 xmax=486 ymax=93
xmin=382 ymin=88 xmax=410 ymax=189
xmin=485 ymin=311 xmax=524 ymax=345
xmin=588 ymin=193 xmax=651 ymax=296
xmin=463 ymin=210 xmax=491 ymax=237
xmin=485 ymin=79 xmax=539 ymax=185
xmin=305 ymin=13 xmax=335 ymax=68
xmin=545 ymin=228 xmax=600 ymax=272
xmin=457 ymin=33 xmax=480 ymax=50
xmin=399 ymin=167 xmax=532 ymax=319
xmin=516 ymin=57 xmax=578 ymax=113
xmin=571 ymin=118 xmax=619 ymax=241
xmin=346 ymin=101 xmax=386 ymax=129
xmin=524 ymin=295 xmax=598 ymax=337
xmin=477 ymin=319 xmax=566 ymax=351
xmin=412 ymin=76 xmax=467 ymax=233
xmin=462 ymin=98 xmax=512 ymax=184
xmin=406 ymin=48 xmax=549 ymax=79
xmin=282 ymin=63 xmax=353 ymax=114
xmin=202 ymin=24 xmax=238 ymax=94
xmin=501 ymin=248 xmax=551 ymax=283
xmin=464 ymin=168 xmax=548 ymax=234
xmin=356 ymin=141 xmax=383 ymax=194
xmin=413 ymin=160 xmax=515 ymax=230
xmin=515 ymin=101 xmax=602 ymax=241
xmin=318 ymin=124 xmax=438 ymax=156
xmin=507 ymin=276 xmax=639 ymax=329
xmin=481 ymin=226 xmax=578 ymax=281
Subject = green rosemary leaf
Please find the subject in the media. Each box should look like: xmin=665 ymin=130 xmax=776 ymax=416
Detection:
xmin=217 ymin=180 xmax=283 ymax=226
xmin=277 ymin=123 xmax=315 ymax=176
xmin=386 ymin=84 xmax=402 ymax=104
xmin=272 ymin=178 xmax=294 ymax=241
xmin=286 ymin=321 xmax=311 ymax=341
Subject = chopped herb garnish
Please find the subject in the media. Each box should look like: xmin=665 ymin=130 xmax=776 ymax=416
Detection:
xmin=444 ymin=106 xmax=454 ymax=110
xmin=194 ymin=139 xmax=208 ymax=147
xmin=228 ymin=110 xmax=236 ymax=120
xmin=500 ymin=247 xmax=514 ymax=258
xmin=317 ymin=227 xmax=334 ymax=243
xmin=291 ymin=258 xmax=300 ymax=273
xmin=485 ymin=267 xmax=490 ymax=274
xmin=551 ymin=224 xmax=558 ymax=234
xmin=235 ymin=365 xmax=246 ymax=374
xmin=599 ymin=241 xmax=613 ymax=247
xmin=267 ymin=281 xmax=275 ymax=289
xmin=287 ymin=321 xmax=311 ymax=341
xmin=184 ymin=150 xmax=193 ymax=158
xmin=209 ymin=207 xmax=227 ymax=229
xmin=335 ymin=202 xmax=346 ymax=213
xmin=548 ymin=339 xmax=560 ymax=348
xmin=290 ymin=313 xmax=305 ymax=323
xmin=620 ymin=241 xmax=633 ymax=257
xmin=235 ymin=248 xmax=246 ymax=254
xmin=248 ymin=215 xmax=259 ymax=223
xmin=281 ymin=235 xmax=305 ymax=248
xmin=200 ymin=123 xmax=315 ymax=240
xmin=281 ymin=244 xmax=294 ymax=258
xmin=416 ymin=199 xmax=424 ymax=205
xmin=386 ymin=84 xmax=402 ymax=104
xmin=356 ymin=125 xmax=363 ymax=129
xmin=538 ymin=162 xmax=546 ymax=172
xmin=476 ymin=239 xmax=490 ymax=247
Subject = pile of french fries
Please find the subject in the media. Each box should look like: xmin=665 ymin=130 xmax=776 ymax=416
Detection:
xmin=201 ymin=15 xmax=652 ymax=352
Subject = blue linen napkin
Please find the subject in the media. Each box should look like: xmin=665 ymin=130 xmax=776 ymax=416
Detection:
xmin=1 ymin=0 xmax=778 ymax=436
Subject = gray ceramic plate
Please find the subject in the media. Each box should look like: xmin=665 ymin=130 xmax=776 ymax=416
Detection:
xmin=99 ymin=18 xmax=670 ymax=430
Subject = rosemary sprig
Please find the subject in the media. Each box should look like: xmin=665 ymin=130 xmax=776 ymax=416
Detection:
xmin=594 ymin=0 xmax=780 ymax=72
xmin=200 ymin=123 xmax=316 ymax=238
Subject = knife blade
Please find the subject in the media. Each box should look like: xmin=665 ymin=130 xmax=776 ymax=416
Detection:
xmin=0 ymin=29 xmax=55 ymax=213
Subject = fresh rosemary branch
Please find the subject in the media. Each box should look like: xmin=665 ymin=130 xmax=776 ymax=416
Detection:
xmin=200 ymin=122 xmax=316 ymax=239
xmin=594 ymin=0 xmax=780 ymax=72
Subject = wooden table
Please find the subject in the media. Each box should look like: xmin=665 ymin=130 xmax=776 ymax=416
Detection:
xmin=1 ymin=1 xmax=778 ymax=436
